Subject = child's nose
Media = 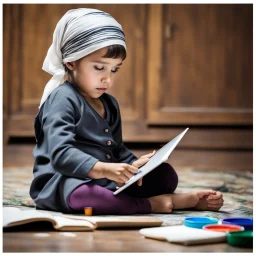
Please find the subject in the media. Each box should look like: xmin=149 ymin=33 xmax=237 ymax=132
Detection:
xmin=101 ymin=76 xmax=111 ymax=84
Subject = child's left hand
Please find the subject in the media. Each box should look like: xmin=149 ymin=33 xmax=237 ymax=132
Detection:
xmin=132 ymin=150 xmax=156 ymax=186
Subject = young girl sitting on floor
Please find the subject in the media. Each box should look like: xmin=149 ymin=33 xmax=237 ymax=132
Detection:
xmin=30 ymin=8 xmax=224 ymax=214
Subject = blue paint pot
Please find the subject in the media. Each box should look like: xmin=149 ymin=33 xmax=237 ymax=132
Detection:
xmin=183 ymin=217 xmax=219 ymax=229
xmin=221 ymin=218 xmax=253 ymax=231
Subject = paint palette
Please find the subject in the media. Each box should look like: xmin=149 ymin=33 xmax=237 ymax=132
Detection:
xmin=183 ymin=217 xmax=219 ymax=229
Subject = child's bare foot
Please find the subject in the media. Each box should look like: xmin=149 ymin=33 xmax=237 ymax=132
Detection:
xmin=148 ymin=194 xmax=173 ymax=213
xmin=193 ymin=191 xmax=224 ymax=211
xmin=161 ymin=190 xmax=222 ymax=211
xmin=147 ymin=190 xmax=224 ymax=213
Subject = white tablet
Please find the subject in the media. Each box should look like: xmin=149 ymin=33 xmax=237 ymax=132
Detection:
xmin=113 ymin=128 xmax=189 ymax=195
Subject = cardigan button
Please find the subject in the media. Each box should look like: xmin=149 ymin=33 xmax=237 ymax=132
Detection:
xmin=107 ymin=140 xmax=112 ymax=146
xmin=104 ymin=128 xmax=109 ymax=133
xmin=105 ymin=154 xmax=111 ymax=160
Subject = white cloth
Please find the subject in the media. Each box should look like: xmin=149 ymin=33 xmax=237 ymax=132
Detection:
xmin=39 ymin=8 xmax=126 ymax=108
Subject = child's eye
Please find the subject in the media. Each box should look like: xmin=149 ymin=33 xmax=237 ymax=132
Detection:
xmin=94 ymin=66 xmax=120 ymax=73
xmin=94 ymin=66 xmax=104 ymax=71
xmin=111 ymin=68 xmax=120 ymax=73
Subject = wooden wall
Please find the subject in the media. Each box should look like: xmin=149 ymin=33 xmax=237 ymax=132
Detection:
xmin=3 ymin=4 xmax=253 ymax=170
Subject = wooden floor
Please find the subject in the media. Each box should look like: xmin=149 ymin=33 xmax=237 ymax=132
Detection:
xmin=3 ymin=144 xmax=253 ymax=253
xmin=3 ymin=227 xmax=253 ymax=253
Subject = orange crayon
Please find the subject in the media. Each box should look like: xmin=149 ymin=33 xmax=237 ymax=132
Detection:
xmin=84 ymin=207 xmax=93 ymax=216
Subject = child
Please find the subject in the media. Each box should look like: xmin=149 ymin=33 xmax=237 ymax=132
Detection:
xmin=30 ymin=8 xmax=224 ymax=214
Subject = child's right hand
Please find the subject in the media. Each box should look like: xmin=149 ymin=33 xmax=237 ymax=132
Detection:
xmin=102 ymin=162 xmax=139 ymax=185
xmin=89 ymin=161 xmax=139 ymax=185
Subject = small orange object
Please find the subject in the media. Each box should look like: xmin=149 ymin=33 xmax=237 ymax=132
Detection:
xmin=203 ymin=224 xmax=244 ymax=232
xmin=84 ymin=207 xmax=93 ymax=216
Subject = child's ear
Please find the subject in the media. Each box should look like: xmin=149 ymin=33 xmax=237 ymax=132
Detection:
xmin=65 ymin=62 xmax=75 ymax=71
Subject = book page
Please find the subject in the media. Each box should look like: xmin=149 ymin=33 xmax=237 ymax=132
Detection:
xmin=3 ymin=207 xmax=56 ymax=227
xmin=61 ymin=215 xmax=163 ymax=228
xmin=53 ymin=216 xmax=95 ymax=231
xmin=3 ymin=207 xmax=94 ymax=231
xmin=3 ymin=207 xmax=162 ymax=230
xmin=114 ymin=128 xmax=189 ymax=195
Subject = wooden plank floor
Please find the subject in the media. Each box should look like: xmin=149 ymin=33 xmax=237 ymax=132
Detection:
xmin=3 ymin=228 xmax=253 ymax=253
xmin=3 ymin=144 xmax=253 ymax=252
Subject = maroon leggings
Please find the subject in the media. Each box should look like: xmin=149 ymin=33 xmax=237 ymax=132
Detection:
xmin=68 ymin=163 xmax=178 ymax=215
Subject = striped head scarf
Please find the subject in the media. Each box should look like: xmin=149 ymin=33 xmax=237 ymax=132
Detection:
xmin=39 ymin=8 xmax=126 ymax=108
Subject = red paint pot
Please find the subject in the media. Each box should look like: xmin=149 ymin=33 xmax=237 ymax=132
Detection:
xmin=203 ymin=224 xmax=244 ymax=232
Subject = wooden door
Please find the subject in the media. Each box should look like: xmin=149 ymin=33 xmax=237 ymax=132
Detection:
xmin=3 ymin=4 xmax=147 ymax=138
xmin=147 ymin=4 xmax=253 ymax=125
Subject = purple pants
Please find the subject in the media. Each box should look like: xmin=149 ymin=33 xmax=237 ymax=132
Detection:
xmin=68 ymin=163 xmax=178 ymax=215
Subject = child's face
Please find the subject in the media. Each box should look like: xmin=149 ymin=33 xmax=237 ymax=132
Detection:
xmin=66 ymin=47 xmax=123 ymax=100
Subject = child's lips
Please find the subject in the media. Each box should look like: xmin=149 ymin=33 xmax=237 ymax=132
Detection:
xmin=96 ymin=88 xmax=107 ymax=92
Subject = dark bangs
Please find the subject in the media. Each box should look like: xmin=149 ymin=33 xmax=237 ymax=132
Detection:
xmin=103 ymin=45 xmax=126 ymax=60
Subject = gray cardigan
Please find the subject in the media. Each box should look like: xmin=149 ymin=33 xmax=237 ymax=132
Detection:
xmin=29 ymin=82 xmax=137 ymax=213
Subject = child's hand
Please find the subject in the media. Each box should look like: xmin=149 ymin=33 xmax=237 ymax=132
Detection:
xmin=102 ymin=162 xmax=139 ymax=185
xmin=132 ymin=150 xmax=156 ymax=186
xmin=137 ymin=150 xmax=156 ymax=161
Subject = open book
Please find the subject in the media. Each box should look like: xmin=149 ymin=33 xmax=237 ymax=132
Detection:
xmin=3 ymin=207 xmax=163 ymax=231
xmin=139 ymin=225 xmax=226 ymax=246
xmin=114 ymin=128 xmax=189 ymax=195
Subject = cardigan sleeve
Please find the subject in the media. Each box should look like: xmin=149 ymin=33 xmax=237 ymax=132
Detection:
xmin=40 ymin=89 xmax=99 ymax=179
